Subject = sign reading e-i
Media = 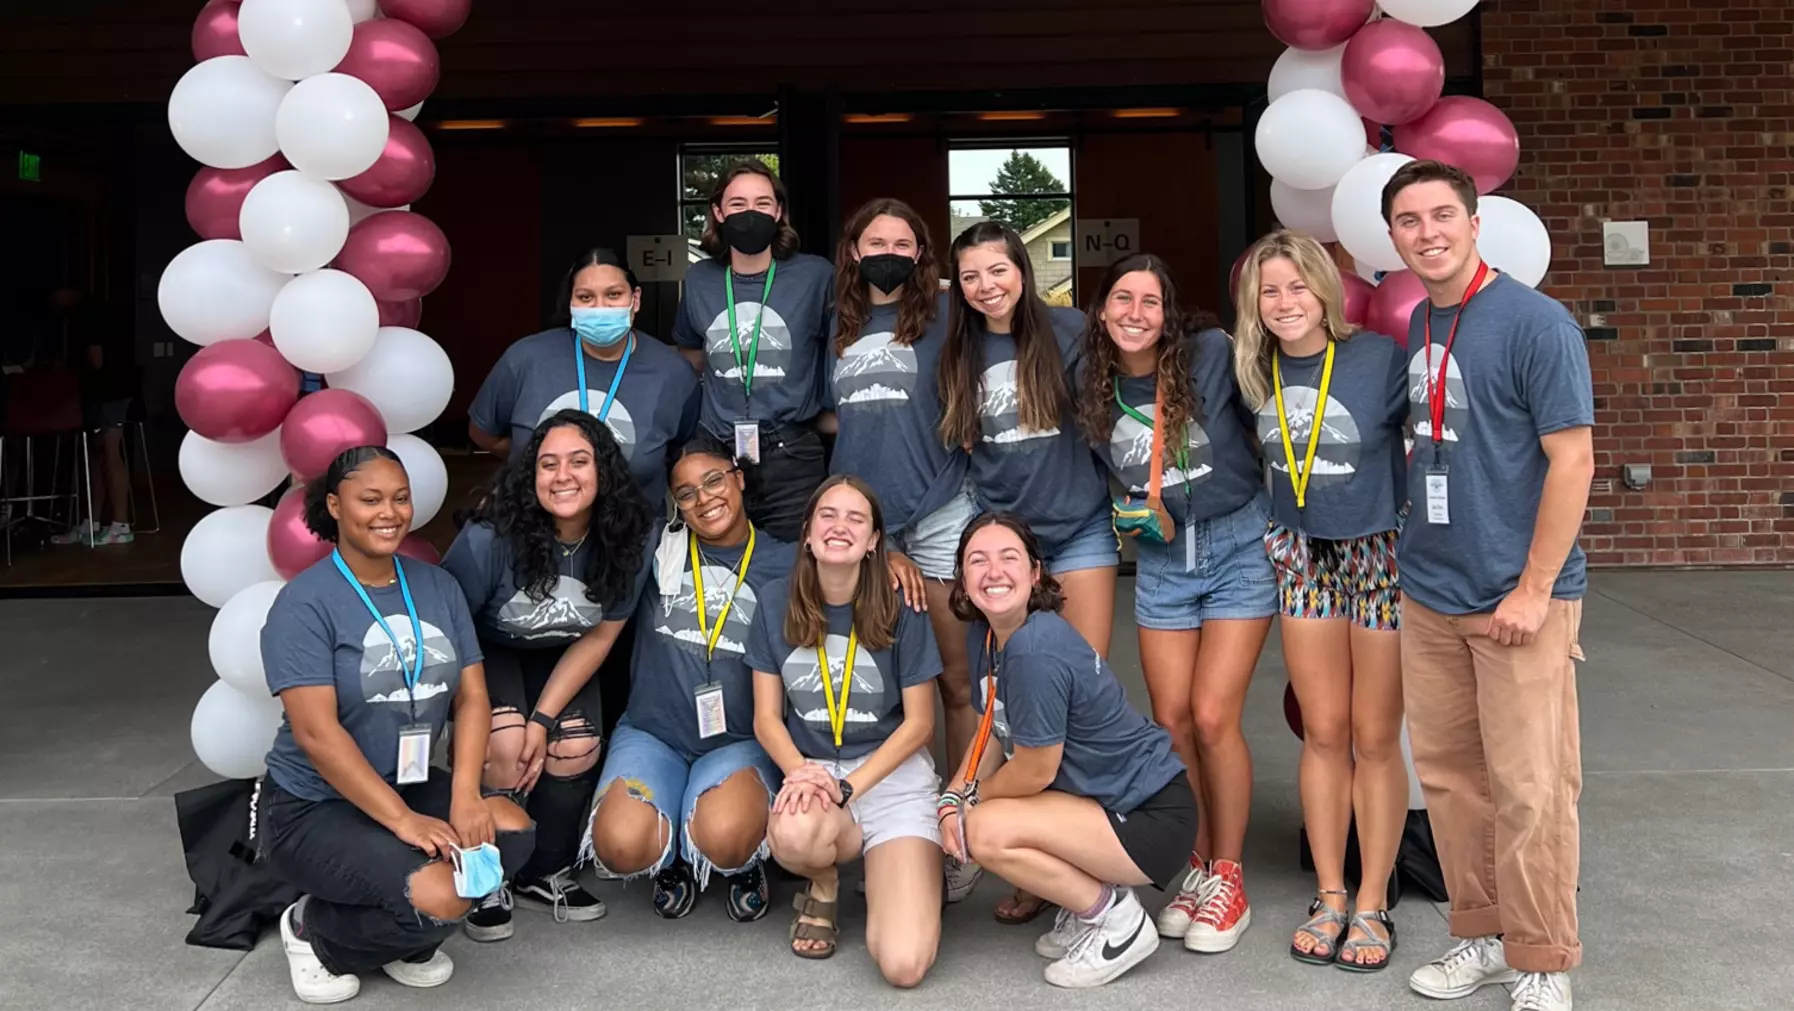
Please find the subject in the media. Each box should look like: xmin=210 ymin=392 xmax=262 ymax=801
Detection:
xmin=18 ymin=151 xmax=42 ymax=182
xmin=626 ymin=235 xmax=691 ymax=283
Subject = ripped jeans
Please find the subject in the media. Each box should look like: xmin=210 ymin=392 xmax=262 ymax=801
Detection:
xmin=256 ymin=777 xmax=535 ymax=976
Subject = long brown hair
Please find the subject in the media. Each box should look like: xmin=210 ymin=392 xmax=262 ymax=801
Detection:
xmin=1232 ymin=230 xmax=1355 ymax=410
xmin=937 ymin=221 xmax=1068 ymax=449
xmin=697 ymin=160 xmax=802 ymax=261
xmin=947 ymin=512 xmax=1065 ymax=623
xmin=832 ymin=198 xmax=940 ymax=356
xmin=783 ymin=475 xmax=898 ymax=651
xmin=1074 ymin=253 xmax=1220 ymax=445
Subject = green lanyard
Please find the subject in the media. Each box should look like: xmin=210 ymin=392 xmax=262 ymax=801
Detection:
xmin=724 ymin=260 xmax=778 ymax=399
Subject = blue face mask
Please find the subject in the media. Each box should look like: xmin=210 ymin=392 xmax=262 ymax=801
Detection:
xmin=571 ymin=306 xmax=632 ymax=348
xmin=451 ymin=842 xmax=505 ymax=899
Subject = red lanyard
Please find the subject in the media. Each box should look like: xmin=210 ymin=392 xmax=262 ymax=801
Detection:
xmin=1421 ymin=260 xmax=1489 ymax=451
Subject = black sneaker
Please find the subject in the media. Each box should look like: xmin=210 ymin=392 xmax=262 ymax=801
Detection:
xmin=725 ymin=863 xmax=770 ymax=923
xmin=515 ymin=868 xmax=607 ymax=923
xmin=462 ymin=885 xmax=513 ymax=942
xmin=652 ymin=860 xmax=697 ymax=919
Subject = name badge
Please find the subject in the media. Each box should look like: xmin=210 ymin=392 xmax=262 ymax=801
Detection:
xmin=733 ymin=420 xmax=761 ymax=465
xmin=396 ymin=724 xmax=432 ymax=784
xmin=695 ymin=682 xmax=727 ymax=739
xmin=1424 ymin=466 xmax=1451 ymax=526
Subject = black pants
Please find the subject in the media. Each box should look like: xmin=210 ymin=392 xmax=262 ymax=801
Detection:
xmin=256 ymin=777 xmax=534 ymax=976
xmin=740 ymin=422 xmax=826 ymax=543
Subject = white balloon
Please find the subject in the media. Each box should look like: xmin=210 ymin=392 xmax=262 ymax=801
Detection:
xmin=1379 ymin=0 xmax=1479 ymax=28
xmin=209 ymin=580 xmax=288 ymax=695
xmin=167 ymin=56 xmax=292 ymax=170
xmin=1268 ymin=45 xmax=1347 ymax=103
xmin=1331 ymin=152 xmax=1416 ymax=274
xmin=397 ymin=101 xmax=424 ymax=122
xmin=180 ymin=429 xmax=290 ymax=507
xmin=182 ymin=505 xmax=281 ymax=608
xmin=326 ymin=327 xmax=455 ymax=434
xmin=1476 ymin=196 xmax=1553 ymax=288
xmin=159 ymin=239 xmax=291 ymax=347
xmin=1254 ymin=89 xmax=1366 ymax=191
xmin=190 ymin=680 xmax=285 ymax=780
xmin=237 ymin=0 xmax=355 ymax=81
xmin=276 ymin=73 xmax=391 ymax=181
xmin=387 ymin=433 xmax=448 ymax=528
xmin=239 ymin=170 xmax=351 ymax=274
xmin=1270 ymin=180 xmax=1340 ymax=243
xmin=341 ymin=191 xmax=410 ymax=225
xmin=270 ymin=269 xmax=380 ymax=373
xmin=346 ymin=0 xmax=381 ymax=22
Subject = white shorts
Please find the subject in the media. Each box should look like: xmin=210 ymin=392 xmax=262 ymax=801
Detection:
xmin=897 ymin=479 xmax=979 ymax=582
xmin=814 ymin=750 xmax=941 ymax=851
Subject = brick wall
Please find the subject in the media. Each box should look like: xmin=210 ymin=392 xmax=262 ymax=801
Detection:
xmin=1481 ymin=0 xmax=1794 ymax=566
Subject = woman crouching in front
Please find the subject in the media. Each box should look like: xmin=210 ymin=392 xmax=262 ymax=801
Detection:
xmin=747 ymin=475 xmax=943 ymax=985
xmin=256 ymin=446 xmax=535 ymax=1004
xmin=940 ymin=512 xmax=1196 ymax=989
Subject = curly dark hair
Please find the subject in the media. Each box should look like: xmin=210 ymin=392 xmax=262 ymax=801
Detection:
xmin=303 ymin=445 xmax=403 ymax=543
xmin=1074 ymin=253 xmax=1221 ymax=446
xmin=948 ymin=511 xmax=1065 ymax=623
xmin=468 ymin=410 xmax=651 ymax=608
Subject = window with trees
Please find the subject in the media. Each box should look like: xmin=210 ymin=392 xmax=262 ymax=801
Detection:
xmin=947 ymin=142 xmax=1076 ymax=304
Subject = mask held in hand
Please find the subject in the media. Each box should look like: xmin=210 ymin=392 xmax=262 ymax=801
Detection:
xmin=450 ymin=842 xmax=505 ymax=899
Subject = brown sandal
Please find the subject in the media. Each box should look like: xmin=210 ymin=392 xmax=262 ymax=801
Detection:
xmin=789 ymin=889 xmax=839 ymax=960
xmin=994 ymin=889 xmax=1055 ymax=925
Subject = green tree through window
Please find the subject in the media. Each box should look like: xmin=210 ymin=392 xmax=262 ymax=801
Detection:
xmin=978 ymin=152 xmax=1066 ymax=232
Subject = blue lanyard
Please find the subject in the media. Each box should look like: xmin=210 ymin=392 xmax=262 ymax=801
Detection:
xmin=574 ymin=331 xmax=634 ymax=422
xmin=332 ymin=549 xmax=425 ymax=722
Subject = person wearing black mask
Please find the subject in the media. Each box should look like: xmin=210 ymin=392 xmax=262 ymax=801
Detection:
xmin=672 ymin=160 xmax=834 ymax=542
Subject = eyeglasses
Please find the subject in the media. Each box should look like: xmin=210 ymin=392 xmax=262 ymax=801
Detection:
xmin=673 ymin=468 xmax=737 ymax=507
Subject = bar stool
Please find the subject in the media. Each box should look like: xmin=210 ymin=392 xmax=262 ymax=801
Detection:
xmin=0 ymin=369 xmax=83 ymax=565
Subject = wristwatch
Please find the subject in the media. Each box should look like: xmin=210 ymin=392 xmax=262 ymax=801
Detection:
xmin=835 ymin=778 xmax=855 ymax=807
xmin=529 ymin=711 xmax=559 ymax=732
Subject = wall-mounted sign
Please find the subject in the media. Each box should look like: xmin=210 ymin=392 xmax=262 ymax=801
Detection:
xmin=1074 ymin=218 xmax=1139 ymax=267
xmin=626 ymin=235 xmax=690 ymax=282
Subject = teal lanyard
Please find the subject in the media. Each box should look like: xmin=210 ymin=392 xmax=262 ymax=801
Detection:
xmin=332 ymin=550 xmax=424 ymax=723
xmin=574 ymin=331 xmax=634 ymax=422
xmin=724 ymin=261 xmax=778 ymax=399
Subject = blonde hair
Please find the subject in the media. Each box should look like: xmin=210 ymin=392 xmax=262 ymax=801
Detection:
xmin=1232 ymin=230 xmax=1355 ymax=410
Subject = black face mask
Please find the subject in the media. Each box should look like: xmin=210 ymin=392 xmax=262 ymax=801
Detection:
xmin=857 ymin=253 xmax=917 ymax=295
xmin=718 ymin=210 xmax=779 ymax=255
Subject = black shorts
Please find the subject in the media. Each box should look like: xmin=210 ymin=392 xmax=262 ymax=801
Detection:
xmin=1109 ymin=774 xmax=1198 ymax=891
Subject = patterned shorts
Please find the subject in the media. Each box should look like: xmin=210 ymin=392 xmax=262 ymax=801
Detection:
xmin=1263 ymin=523 xmax=1401 ymax=631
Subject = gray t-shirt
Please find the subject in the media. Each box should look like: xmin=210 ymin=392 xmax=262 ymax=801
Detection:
xmin=968 ymin=307 xmax=1110 ymax=550
xmin=1101 ymin=328 xmax=1263 ymax=527
xmin=671 ymin=253 xmax=835 ymax=437
xmin=467 ymin=328 xmax=700 ymax=515
xmin=440 ymin=519 xmax=641 ymax=650
xmin=1255 ymin=331 xmax=1409 ymax=539
xmin=744 ymin=577 xmax=942 ymax=760
xmin=969 ymin=610 xmax=1184 ymax=814
xmin=1399 ymin=273 xmax=1595 ymax=614
xmin=624 ymin=529 xmax=798 ymax=761
xmin=262 ymin=557 xmax=482 ymax=802
xmin=824 ymin=294 xmax=968 ymax=537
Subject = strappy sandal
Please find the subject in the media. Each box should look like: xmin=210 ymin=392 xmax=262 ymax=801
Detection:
xmin=788 ymin=888 xmax=839 ymax=960
xmin=1289 ymin=895 xmax=1351 ymax=965
xmin=994 ymin=889 xmax=1055 ymax=925
xmin=1336 ymin=909 xmax=1397 ymax=973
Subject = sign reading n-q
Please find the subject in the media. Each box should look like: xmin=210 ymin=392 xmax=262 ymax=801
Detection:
xmin=1075 ymin=218 xmax=1140 ymax=267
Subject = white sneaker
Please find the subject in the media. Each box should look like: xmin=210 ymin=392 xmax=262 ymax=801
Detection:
xmin=1510 ymin=971 xmax=1572 ymax=1011
xmin=1409 ymin=936 xmax=1521 ymax=999
xmin=1154 ymin=861 xmax=1217 ymax=938
xmin=945 ymin=858 xmax=984 ymax=904
xmin=1043 ymin=890 xmax=1160 ymax=988
xmin=1034 ymin=906 xmax=1093 ymax=959
xmin=382 ymin=949 xmax=454 ymax=989
xmin=279 ymin=902 xmax=360 ymax=1005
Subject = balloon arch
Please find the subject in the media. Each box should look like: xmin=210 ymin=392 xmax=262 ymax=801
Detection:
xmin=166 ymin=0 xmax=468 ymax=780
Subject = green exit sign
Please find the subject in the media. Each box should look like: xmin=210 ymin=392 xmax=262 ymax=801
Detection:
xmin=18 ymin=151 xmax=41 ymax=182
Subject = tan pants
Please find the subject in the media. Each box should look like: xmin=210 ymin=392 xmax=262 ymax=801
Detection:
xmin=1401 ymin=598 xmax=1585 ymax=973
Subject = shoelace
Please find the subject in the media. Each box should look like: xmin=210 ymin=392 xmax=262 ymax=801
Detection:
xmin=479 ymin=884 xmax=514 ymax=913
xmin=540 ymin=869 xmax=576 ymax=924
xmin=1194 ymin=872 xmax=1240 ymax=927
xmin=1064 ymin=914 xmax=1109 ymax=964
xmin=1511 ymin=973 xmax=1564 ymax=1010
xmin=1430 ymin=938 xmax=1486 ymax=974
xmin=1164 ymin=868 xmax=1213 ymax=918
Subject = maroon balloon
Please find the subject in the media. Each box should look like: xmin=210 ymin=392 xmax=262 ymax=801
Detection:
xmin=1340 ymin=270 xmax=1376 ymax=327
xmin=1363 ymin=117 xmax=1386 ymax=150
xmin=336 ymin=116 xmax=436 ymax=208
xmin=1393 ymin=96 xmax=1522 ymax=195
xmin=192 ymin=0 xmax=246 ymax=61
xmin=334 ymin=210 xmax=452 ymax=301
xmin=398 ymin=534 xmax=441 ymax=565
xmin=268 ymin=487 xmax=332 ymax=580
xmin=379 ymin=0 xmax=471 ymax=39
xmin=377 ymin=297 xmax=423 ymax=328
xmin=279 ymin=388 xmax=388 ymax=480
xmin=175 ymin=339 xmax=301 ymax=444
xmin=1363 ymin=269 xmax=1427 ymax=349
xmin=1229 ymin=247 xmax=1254 ymax=305
xmin=253 ymin=328 xmax=275 ymax=346
xmin=1342 ymin=20 xmax=1445 ymax=127
xmin=334 ymin=18 xmax=441 ymax=112
xmin=1284 ymin=681 xmax=1304 ymax=738
xmin=1263 ymin=0 xmax=1375 ymax=51
xmin=185 ymin=154 xmax=289 ymax=240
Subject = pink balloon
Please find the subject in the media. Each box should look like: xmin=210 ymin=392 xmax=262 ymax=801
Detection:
xmin=175 ymin=339 xmax=301 ymax=443
xmin=1342 ymin=20 xmax=1445 ymax=127
xmin=280 ymin=389 xmax=388 ymax=481
xmin=253 ymin=329 xmax=274 ymax=346
xmin=1393 ymin=96 xmax=1522 ymax=195
xmin=398 ymin=534 xmax=441 ymax=565
xmin=1229 ymin=247 xmax=1253 ymax=305
xmin=377 ymin=297 xmax=423 ymax=328
xmin=192 ymin=0 xmax=246 ymax=61
xmin=334 ymin=18 xmax=441 ymax=112
xmin=1341 ymin=271 xmax=1376 ymax=327
xmin=1364 ymin=270 xmax=1427 ymax=349
xmin=379 ymin=0 xmax=471 ymax=39
xmin=334 ymin=211 xmax=452 ymax=301
xmin=1263 ymin=0 xmax=1375 ymax=51
xmin=337 ymin=117 xmax=436 ymax=208
xmin=268 ymin=487 xmax=332 ymax=580
xmin=185 ymin=154 xmax=290 ymax=240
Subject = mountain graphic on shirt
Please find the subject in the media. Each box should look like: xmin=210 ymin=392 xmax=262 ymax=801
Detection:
xmin=358 ymin=616 xmax=457 ymax=707
xmin=705 ymin=302 xmax=792 ymax=384
xmin=781 ymin=635 xmax=887 ymax=728
xmin=498 ymin=575 xmax=602 ymax=640
xmin=538 ymin=392 xmax=637 ymax=459
xmin=835 ymin=331 xmax=918 ymax=408
xmin=979 ymin=359 xmax=1058 ymax=450
xmin=1407 ymin=345 xmax=1466 ymax=444
xmin=1254 ymin=387 xmax=1363 ymax=487
xmin=655 ymin=561 xmax=759 ymax=659
xmin=1109 ymin=400 xmax=1214 ymax=492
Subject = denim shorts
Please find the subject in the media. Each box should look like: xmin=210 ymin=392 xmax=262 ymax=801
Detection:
xmin=1134 ymin=494 xmax=1277 ymax=631
xmin=581 ymin=721 xmax=782 ymax=889
xmin=896 ymin=479 xmax=979 ymax=581
xmin=1042 ymin=507 xmax=1122 ymax=576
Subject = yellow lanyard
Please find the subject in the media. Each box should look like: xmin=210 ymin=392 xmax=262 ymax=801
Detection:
xmin=1272 ymin=341 xmax=1336 ymax=509
xmin=690 ymin=528 xmax=755 ymax=661
xmin=816 ymin=624 xmax=859 ymax=749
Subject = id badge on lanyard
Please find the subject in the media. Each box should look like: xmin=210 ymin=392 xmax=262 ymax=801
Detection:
xmin=1419 ymin=262 xmax=1488 ymax=527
